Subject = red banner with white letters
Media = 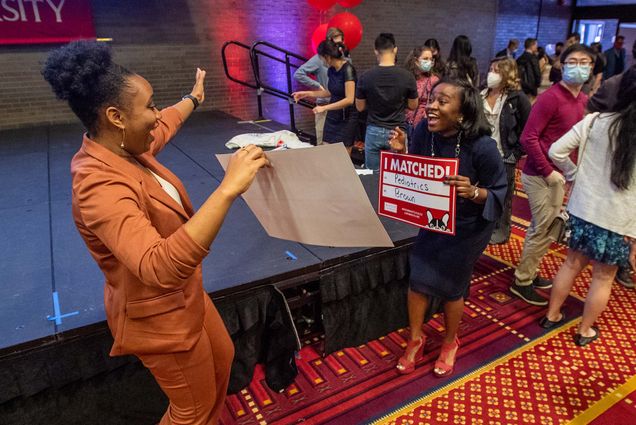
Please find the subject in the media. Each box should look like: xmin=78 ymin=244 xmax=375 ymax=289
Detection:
xmin=0 ymin=0 xmax=95 ymax=45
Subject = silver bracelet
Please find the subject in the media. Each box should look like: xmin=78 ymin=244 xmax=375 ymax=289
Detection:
xmin=471 ymin=186 xmax=479 ymax=200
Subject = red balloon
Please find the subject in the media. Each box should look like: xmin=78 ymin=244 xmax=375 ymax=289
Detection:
xmin=311 ymin=23 xmax=329 ymax=54
xmin=308 ymin=0 xmax=337 ymax=11
xmin=337 ymin=0 xmax=363 ymax=7
xmin=328 ymin=12 xmax=363 ymax=50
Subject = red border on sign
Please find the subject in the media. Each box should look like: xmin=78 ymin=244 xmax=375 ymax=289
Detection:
xmin=378 ymin=151 xmax=459 ymax=235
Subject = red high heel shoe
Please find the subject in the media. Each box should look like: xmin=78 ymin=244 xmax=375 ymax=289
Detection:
xmin=396 ymin=336 xmax=425 ymax=375
xmin=433 ymin=336 xmax=460 ymax=378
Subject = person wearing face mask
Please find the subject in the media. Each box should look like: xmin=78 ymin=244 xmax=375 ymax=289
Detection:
xmin=482 ymin=58 xmax=531 ymax=244
xmin=387 ymin=78 xmax=507 ymax=378
xmin=294 ymin=27 xmax=346 ymax=145
xmin=496 ymin=39 xmax=520 ymax=60
xmin=424 ymin=38 xmax=446 ymax=76
xmin=510 ymin=44 xmax=595 ymax=306
xmin=404 ymin=46 xmax=440 ymax=135
xmin=292 ymin=40 xmax=358 ymax=153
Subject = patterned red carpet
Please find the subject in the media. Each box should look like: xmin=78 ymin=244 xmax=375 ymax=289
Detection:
xmin=587 ymin=377 xmax=636 ymax=424
xmin=220 ymin=185 xmax=635 ymax=425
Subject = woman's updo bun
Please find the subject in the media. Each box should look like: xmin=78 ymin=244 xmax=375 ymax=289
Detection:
xmin=42 ymin=41 xmax=133 ymax=133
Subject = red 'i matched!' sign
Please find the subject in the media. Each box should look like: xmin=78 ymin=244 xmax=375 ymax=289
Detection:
xmin=378 ymin=151 xmax=459 ymax=235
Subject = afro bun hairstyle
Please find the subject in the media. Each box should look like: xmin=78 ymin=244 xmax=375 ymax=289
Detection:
xmin=42 ymin=41 xmax=133 ymax=133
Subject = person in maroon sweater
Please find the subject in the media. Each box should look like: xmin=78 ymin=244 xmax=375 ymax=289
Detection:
xmin=511 ymin=44 xmax=596 ymax=306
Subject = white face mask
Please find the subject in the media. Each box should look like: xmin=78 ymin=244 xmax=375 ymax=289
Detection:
xmin=487 ymin=72 xmax=502 ymax=89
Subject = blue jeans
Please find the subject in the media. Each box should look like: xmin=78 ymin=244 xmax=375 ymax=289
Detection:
xmin=364 ymin=124 xmax=392 ymax=171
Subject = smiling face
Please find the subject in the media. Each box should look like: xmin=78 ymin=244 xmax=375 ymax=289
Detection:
xmin=426 ymin=82 xmax=462 ymax=136
xmin=118 ymin=74 xmax=162 ymax=155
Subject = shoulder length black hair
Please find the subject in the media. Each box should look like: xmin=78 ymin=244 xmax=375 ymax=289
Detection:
xmin=609 ymin=66 xmax=636 ymax=190
xmin=448 ymin=35 xmax=472 ymax=64
xmin=446 ymin=35 xmax=478 ymax=84
xmin=434 ymin=77 xmax=492 ymax=140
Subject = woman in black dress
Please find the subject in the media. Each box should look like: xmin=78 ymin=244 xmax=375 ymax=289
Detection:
xmin=389 ymin=78 xmax=507 ymax=377
xmin=293 ymin=40 xmax=358 ymax=152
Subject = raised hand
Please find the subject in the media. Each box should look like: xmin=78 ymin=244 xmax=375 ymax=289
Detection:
xmin=388 ymin=126 xmax=406 ymax=153
xmin=189 ymin=68 xmax=206 ymax=105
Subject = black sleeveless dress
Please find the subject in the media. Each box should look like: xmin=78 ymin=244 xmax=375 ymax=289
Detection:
xmin=323 ymin=62 xmax=358 ymax=147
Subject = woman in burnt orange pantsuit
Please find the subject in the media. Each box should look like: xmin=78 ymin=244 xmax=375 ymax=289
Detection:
xmin=43 ymin=41 xmax=270 ymax=424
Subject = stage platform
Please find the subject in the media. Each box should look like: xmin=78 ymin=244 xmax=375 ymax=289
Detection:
xmin=0 ymin=110 xmax=418 ymax=412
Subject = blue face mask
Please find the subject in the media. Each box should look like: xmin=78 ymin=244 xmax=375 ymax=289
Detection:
xmin=418 ymin=59 xmax=433 ymax=73
xmin=562 ymin=64 xmax=591 ymax=85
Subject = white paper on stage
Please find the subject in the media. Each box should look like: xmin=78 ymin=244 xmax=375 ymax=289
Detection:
xmin=216 ymin=143 xmax=394 ymax=247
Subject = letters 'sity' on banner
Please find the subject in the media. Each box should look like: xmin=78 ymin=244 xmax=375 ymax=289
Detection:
xmin=0 ymin=1 xmax=95 ymax=45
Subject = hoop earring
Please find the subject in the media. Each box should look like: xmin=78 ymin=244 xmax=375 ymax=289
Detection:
xmin=120 ymin=128 xmax=126 ymax=149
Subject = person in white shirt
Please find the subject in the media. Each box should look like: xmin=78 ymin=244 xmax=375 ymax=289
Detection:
xmin=482 ymin=57 xmax=531 ymax=244
xmin=539 ymin=69 xmax=636 ymax=346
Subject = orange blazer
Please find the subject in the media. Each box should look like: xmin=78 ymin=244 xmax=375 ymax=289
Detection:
xmin=71 ymin=107 xmax=210 ymax=356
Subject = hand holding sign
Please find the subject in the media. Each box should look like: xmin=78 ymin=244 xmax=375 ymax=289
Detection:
xmin=445 ymin=175 xmax=485 ymax=203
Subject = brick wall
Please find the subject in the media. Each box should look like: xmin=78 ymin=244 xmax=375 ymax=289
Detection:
xmin=494 ymin=0 xmax=572 ymax=55
xmin=0 ymin=0 xmax=558 ymax=133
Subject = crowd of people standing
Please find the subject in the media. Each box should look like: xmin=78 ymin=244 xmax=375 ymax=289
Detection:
xmin=39 ymin=25 xmax=635 ymax=423
xmin=294 ymin=28 xmax=636 ymax=377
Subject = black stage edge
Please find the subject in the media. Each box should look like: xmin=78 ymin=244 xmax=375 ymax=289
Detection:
xmin=0 ymin=111 xmax=417 ymax=424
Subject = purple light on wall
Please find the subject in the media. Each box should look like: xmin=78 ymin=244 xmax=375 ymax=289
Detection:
xmin=250 ymin=10 xmax=315 ymax=127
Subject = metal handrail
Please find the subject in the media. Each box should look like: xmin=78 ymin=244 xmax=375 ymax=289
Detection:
xmin=221 ymin=40 xmax=265 ymax=120
xmin=250 ymin=41 xmax=315 ymax=133
xmin=249 ymin=41 xmax=313 ymax=107
xmin=221 ymin=41 xmax=259 ymax=90
xmin=221 ymin=39 xmax=318 ymax=141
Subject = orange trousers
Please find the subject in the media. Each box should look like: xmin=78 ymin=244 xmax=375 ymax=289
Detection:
xmin=139 ymin=296 xmax=234 ymax=425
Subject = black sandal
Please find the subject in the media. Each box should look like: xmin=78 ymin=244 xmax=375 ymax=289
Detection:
xmin=574 ymin=326 xmax=600 ymax=346
xmin=538 ymin=312 xmax=565 ymax=329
